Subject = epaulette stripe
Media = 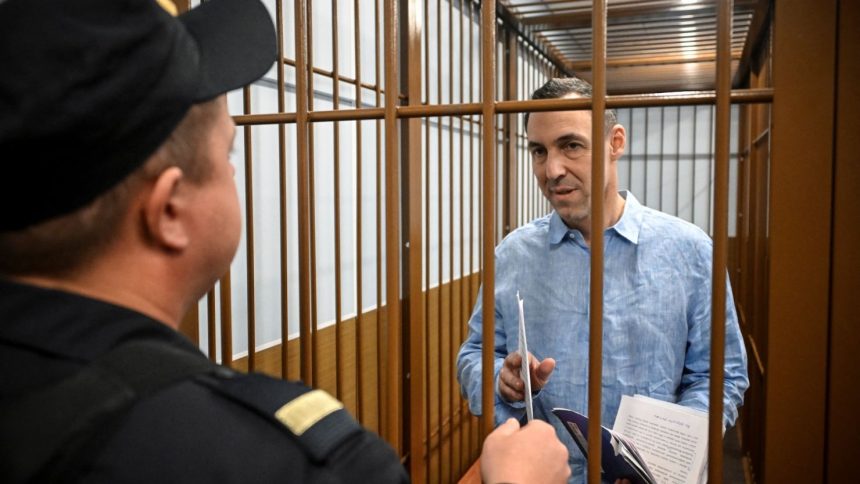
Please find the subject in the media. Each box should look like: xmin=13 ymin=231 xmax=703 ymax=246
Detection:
xmin=274 ymin=389 xmax=344 ymax=436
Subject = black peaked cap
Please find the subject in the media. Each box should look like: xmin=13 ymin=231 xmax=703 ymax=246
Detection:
xmin=0 ymin=0 xmax=277 ymax=230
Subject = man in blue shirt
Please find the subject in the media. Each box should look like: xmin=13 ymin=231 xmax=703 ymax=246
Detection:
xmin=456 ymin=77 xmax=749 ymax=481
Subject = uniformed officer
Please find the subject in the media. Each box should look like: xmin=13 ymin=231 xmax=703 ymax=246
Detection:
xmin=0 ymin=0 xmax=570 ymax=482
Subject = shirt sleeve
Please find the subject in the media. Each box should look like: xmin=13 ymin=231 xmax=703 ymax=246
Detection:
xmin=676 ymin=240 xmax=750 ymax=429
xmin=456 ymin=273 xmax=527 ymax=426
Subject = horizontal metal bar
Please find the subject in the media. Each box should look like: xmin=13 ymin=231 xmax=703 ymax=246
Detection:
xmin=567 ymin=52 xmax=742 ymax=70
xmin=232 ymin=88 xmax=774 ymax=125
xmin=233 ymin=108 xmax=384 ymax=125
xmin=398 ymin=103 xmax=482 ymax=118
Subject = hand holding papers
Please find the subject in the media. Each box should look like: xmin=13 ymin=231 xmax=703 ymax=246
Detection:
xmin=498 ymin=292 xmax=556 ymax=410
xmin=552 ymin=395 xmax=710 ymax=484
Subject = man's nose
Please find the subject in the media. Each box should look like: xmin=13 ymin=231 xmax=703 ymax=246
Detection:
xmin=545 ymin=150 xmax=566 ymax=180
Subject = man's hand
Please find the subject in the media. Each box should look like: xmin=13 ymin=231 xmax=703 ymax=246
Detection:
xmin=498 ymin=352 xmax=555 ymax=403
xmin=480 ymin=418 xmax=570 ymax=484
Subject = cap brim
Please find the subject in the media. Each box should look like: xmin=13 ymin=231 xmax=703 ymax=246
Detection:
xmin=180 ymin=0 xmax=277 ymax=102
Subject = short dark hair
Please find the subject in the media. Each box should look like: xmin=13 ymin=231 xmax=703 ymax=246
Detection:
xmin=524 ymin=77 xmax=618 ymax=132
xmin=0 ymin=100 xmax=219 ymax=277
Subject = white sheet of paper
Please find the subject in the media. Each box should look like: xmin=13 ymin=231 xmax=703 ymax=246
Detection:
xmin=613 ymin=395 xmax=709 ymax=484
xmin=517 ymin=291 xmax=534 ymax=422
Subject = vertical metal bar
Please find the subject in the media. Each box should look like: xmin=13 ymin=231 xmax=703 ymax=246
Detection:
xmin=709 ymin=0 xmax=732 ymax=480
xmin=422 ymin=0 xmax=432 ymax=475
xmin=531 ymin=49 xmax=536 ymax=222
xmin=307 ymin=0 xmax=319 ymax=388
xmin=516 ymin=49 xmax=522 ymax=227
xmin=627 ymin=108 xmax=633 ymax=194
xmin=659 ymin=106 xmax=664 ymax=212
xmin=353 ymin=0 xmax=364 ymax=422
xmin=447 ymin=0 xmax=455 ymax=478
xmin=242 ymin=87 xmax=257 ymax=372
xmin=691 ymin=105 xmax=698 ymax=225
xmin=516 ymin=44 xmax=520 ymax=227
xmin=294 ymin=0 xmax=313 ymax=385
xmin=458 ymin=1 xmax=467 ymax=473
xmin=466 ymin=0 xmax=476 ymax=458
xmin=207 ymin=289 xmax=217 ymax=362
xmin=644 ymin=108 xmax=649 ymax=204
xmin=219 ymin=272 xmax=233 ymax=368
xmin=588 ymin=1 xmax=607 ymax=482
xmin=332 ymin=0 xmax=344 ymax=400
xmin=405 ymin=0 xmax=426 ymax=479
xmin=525 ymin=49 xmax=530 ymax=223
xmin=707 ymin=105 xmax=714 ymax=234
xmin=179 ymin=305 xmax=199 ymax=345
xmin=383 ymin=0 xmax=402 ymax=453
xmin=479 ymin=0 xmax=496 ymax=439
xmin=503 ymin=30 xmax=517 ymax=236
xmin=275 ymin=0 xmax=287 ymax=378
xmin=374 ymin=0 xmax=385 ymax=438
xmin=675 ymin=106 xmax=681 ymax=217
xmin=436 ymin=0 xmax=444 ymax=477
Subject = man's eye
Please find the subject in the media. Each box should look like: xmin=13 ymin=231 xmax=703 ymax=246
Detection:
xmin=564 ymin=142 xmax=582 ymax=151
xmin=530 ymin=148 xmax=546 ymax=157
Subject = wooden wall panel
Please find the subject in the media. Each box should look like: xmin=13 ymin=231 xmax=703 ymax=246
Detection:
xmin=735 ymin=28 xmax=771 ymax=483
xmin=227 ymin=272 xmax=482 ymax=480
xmin=766 ymin=1 xmax=836 ymax=481
xmin=827 ymin=0 xmax=860 ymax=479
xmin=230 ymin=307 xmax=386 ymax=433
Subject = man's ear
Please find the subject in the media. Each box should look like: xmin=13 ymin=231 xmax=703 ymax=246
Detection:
xmin=608 ymin=124 xmax=626 ymax=161
xmin=142 ymin=166 xmax=189 ymax=252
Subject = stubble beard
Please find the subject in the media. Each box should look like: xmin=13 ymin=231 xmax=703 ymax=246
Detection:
xmin=551 ymin=195 xmax=590 ymax=231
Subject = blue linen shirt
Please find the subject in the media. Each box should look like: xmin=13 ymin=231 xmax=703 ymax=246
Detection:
xmin=456 ymin=192 xmax=748 ymax=481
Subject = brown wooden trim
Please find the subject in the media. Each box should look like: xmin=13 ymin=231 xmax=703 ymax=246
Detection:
xmin=275 ymin=0 xmax=290 ymax=381
xmin=479 ymin=0 xmax=497 ymax=441
xmin=707 ymin=1 xmax=732 ymax=479
xmin=231 ymin=88 xmax=773 ymax=125
xmin=403 ymin=0 xmax=425 ymax=479
xmin=587 ymin=2 xmax=607 ymax=482
xmin=219 ymin=271 xmax=232 ymax=368
xmin=827 ymin=1 xmax=860 ymax=479
xmin=241 ymin=86 xmax=257 ymax=372
xmin=206 ymin=289 xmax=216 ymax=362
xmin=293 ymin=0 xmax=312 ymax=385
xmin=383 ymin=0 xmax=402 ymax=453
xmin=766 ymin=1 xmax=836 ymax=481
xmin=352 ymin=0 xmax=365 ymax=425
xmin=732 ymin=0 xmax=772 ymax=87
xmin=178 ymin=304 xmax=198 ymax=345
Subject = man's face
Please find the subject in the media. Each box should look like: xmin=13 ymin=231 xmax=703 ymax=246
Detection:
xmin=527 ymin=97 xmax=622 ymax=231
xmin=189 ymin=97 xmax=241 ymax=284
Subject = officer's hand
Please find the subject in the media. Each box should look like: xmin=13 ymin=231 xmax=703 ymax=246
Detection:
xmin=498 ymin=352 xmax=555 ymax=402
xmin=481 ymin=418 xmax=570 ymax=484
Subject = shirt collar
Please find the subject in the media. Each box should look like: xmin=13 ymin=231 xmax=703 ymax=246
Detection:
xmin=547 ymin=190 xmax=644 ymax=245
xmin=548 ymin=210 xmax=572 ymax=245
xmin=610 ymin=190 xmax=643 ymax=245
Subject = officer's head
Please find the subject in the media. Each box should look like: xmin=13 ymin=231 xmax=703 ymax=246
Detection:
xmin=0 ymin=0 xmax=277 ymax=309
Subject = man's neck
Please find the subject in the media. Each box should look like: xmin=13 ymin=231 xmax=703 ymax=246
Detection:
xmin=13 ymin=260 xmax=184 ymax=330
xmin=579 ymin=191 xmax=626 ymax=246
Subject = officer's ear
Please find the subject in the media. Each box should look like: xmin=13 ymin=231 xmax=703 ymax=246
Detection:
xmin=142 ymin=166 xmax=190 ymax=252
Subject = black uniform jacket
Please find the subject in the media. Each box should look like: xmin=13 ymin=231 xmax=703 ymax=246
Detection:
xmin=0 ymin=278 xmax=408 ymax=483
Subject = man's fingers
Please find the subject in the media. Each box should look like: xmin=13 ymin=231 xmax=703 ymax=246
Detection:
xmin=533 ymin=358 xmax=556 ymax=387
xmin=503 ymin=352 xmax=523 ymax=369
xmin=499 ymin=370 xmax=525 ymax=401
